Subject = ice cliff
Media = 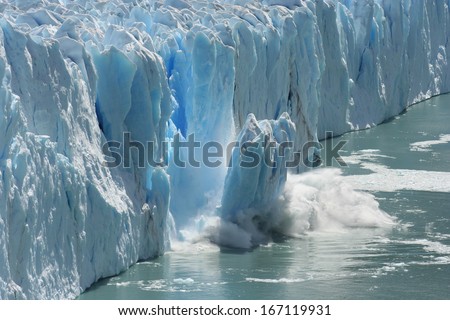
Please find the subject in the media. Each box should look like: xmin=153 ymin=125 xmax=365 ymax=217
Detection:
xmin=0 ymin=0 xmax=449 ymax=299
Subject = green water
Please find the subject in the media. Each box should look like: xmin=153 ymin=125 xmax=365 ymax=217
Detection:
xmin=80 ymin=95 xmax=450 ymax=300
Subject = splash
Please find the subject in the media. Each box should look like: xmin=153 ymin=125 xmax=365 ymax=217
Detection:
xmin=176 ymin=168 xmax=395 ymax=249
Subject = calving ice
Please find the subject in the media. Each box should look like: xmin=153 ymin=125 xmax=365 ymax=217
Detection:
xmin=0 ymin=0 xmax=449 ymax=299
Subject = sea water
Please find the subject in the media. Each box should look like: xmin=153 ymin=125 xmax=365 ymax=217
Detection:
xmin=79 ymin=95 xmax=450 ymax=300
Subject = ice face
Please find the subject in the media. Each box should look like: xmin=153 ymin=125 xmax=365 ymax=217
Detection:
xmin=218 ymin=112 xmax=297 ymax=246
xmin=0 ymin=0 xmax=449 ymax=298
xmin=221 ymin=113 xmax=296 ymax=221
xmin=0 ymin=2 xmax=172 ymax=299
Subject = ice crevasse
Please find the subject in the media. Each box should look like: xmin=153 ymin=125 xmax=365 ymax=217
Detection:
xmin=0 ymin=0 xmax=449 ymax=298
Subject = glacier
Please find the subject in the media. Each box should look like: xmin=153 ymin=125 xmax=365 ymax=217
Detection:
xmin=0 ymin=0 xmax=449 ymax=299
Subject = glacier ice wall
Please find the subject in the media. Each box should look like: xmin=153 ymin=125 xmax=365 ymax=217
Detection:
xmin=0 ymin=1 xmax=172 ymax=299
xmin=0 ymin=0 xmax=449 ymax=298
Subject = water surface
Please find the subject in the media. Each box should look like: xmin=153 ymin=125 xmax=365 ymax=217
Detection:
xmin=80 ymin=95 xmax=450 ymax=299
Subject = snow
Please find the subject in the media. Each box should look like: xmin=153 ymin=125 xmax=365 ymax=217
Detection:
xmin=0 ymin=0 xmax=450 ymax=299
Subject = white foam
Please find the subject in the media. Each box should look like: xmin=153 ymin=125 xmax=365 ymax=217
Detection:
xmin=245 ymin=277 xmax=306 ymax=284
xmin=406 ymin=256 xmax=450 ymax=266
xmin=344 ymin=167 xmax=450 ymax=192
xmin=343 ymin=151 xmax=450 ymax=192
xmin=405 ymin=209 xmax=427 ymax=214
xmin=112 ymin=279 xmax=201 ymax=293
xmin=275 ymin=169 xmax=396 ymax=233
xmin=110 ymin=280 xmax=145 ymax=288
xmin=375 ymin=238 xmax=450 ymax=255
xmin=410 ymin=134 xmax=450 ymax=152
xmin=178 ymin=215 xmax=254 ymax=250
xmin=405 ymin=239 xmax=450 ymax=255
xmin=173 ymin=278 xmax=195 ymax=285
xmin=176 ymin=168 xmax=395 ymax=249
xmin=429 ymin=233 xmax=450 ymax=241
